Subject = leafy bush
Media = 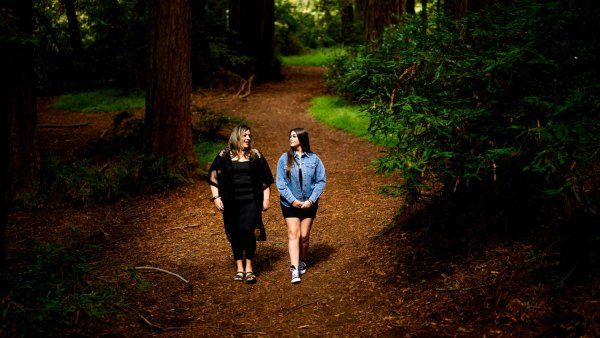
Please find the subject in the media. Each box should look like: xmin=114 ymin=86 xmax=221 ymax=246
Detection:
xmin=2 ymin=243 xmax=123 ymax=336
xmin=327 ymin=1 xmax=600 ymax=220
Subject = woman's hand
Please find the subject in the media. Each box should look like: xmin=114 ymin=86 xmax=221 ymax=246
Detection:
xmin=213 ymin=197 xmax=224 ymax=211
xmin=300 ymin=200 xmax=313 ymax=209
xmin=292 ymin=200 xmax=303 ymax=208
xmin=263 ymin=198 xmax=270 ymax=211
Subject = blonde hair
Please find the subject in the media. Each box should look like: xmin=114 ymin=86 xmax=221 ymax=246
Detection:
xmin=228 ymin=124 xmax=253 ymax=158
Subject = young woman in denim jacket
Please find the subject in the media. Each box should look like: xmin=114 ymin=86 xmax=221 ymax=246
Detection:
xmin=276 ymin=128 xmax=326 ymax=284
xmin=208 ymin=125 xmax=274 ymax=284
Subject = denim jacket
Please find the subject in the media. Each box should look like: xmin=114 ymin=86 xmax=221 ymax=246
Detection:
xmin=276 ymin=152 xmax=326 ymax=207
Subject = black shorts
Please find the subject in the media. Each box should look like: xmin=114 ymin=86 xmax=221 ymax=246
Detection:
xmin=281 ymin=202 xmax=318 ymax=219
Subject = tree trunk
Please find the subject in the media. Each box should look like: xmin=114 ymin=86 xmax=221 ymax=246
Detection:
xmin=406 ymin=0 xmax=416 ymax=14
xmin=421 ymin=0 xmax=427 ymax=30
xmin=444 ymin=0 xmax=493 ymax=19
xmin=340 ymin=0 xmax=355 ymax=43
xmin=0 ymin=0 xmax=40 ymax=278
xmin=356 ymin=0 xmax=405 ymax=42
xmin=60 ymin=0 xmax=83 ymax=53
xmin=229 ymin=0 xmax=279 ymax=80
xmin=144 ymin=0 xmax=197 ymax=168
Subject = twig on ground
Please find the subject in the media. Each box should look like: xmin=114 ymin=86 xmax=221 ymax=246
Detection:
xmin=239 ymin=75 xmax=254 ymax=98
xmin=133 ymin=266 xmax=191 ymax=286
xmin=435 ymin=279 xmax=498 ymax=292
xmin=284 ymin=300 xmax=321 ymax=316
xmin=240 ymin=331 xmax=267 ymax=335
xmin=39 ymin=123 xmax=90 ymax=128
xmin=235 ymin=78 xmax=247 ymax=97
xmin=167 ymin=224 xmax=199 ymax=231
xmin=119 ymin=305 xmax=186 ymax=332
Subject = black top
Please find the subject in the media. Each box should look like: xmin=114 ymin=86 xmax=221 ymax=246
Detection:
xmin=232 ymin=161 xmax=253 ymax=201
xmin=208 ymin=148 xmax=274 ymax=204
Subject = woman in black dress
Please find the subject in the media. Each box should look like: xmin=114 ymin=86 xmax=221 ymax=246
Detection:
xmin=208 ymin=125 xmax=274 ymax=284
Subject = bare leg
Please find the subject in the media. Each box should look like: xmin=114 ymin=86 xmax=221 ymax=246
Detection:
xmin=299 ymin=217 xmax=314 ymax=262
xmin=286 ymin=217 xmax=301 ymax=268
xmin=236 ymin=259 xmax=244 ymax=272
xmin=245 ymin=259 xmax=253 ymax=273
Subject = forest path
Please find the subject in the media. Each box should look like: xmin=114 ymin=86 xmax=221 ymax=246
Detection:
xmin=173 ymin=66 xmax=402 ymax=335
xmin=13 ymin=66 xmax=404 ymax=336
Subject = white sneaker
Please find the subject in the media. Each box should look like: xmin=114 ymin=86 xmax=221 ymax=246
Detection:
xmin=290 ymin=265 xmax=301 ymax=284
xmin=298 ymin=261 xmax=307 ymax=275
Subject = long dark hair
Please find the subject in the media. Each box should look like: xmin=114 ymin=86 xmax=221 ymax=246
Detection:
xmin=286 ymin=128 xmax=311 ymax=179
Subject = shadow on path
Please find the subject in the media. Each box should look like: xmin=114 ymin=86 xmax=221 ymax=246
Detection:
xmin=307 ymin=242 xmax=335 ymax=268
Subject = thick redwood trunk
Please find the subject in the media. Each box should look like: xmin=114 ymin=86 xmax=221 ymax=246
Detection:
xmin=144 ymin=0 xmax=197 ymax=167
xmin=0 ymin=0 xmax=40 ymax=276
xmin=229 ymin=0 xmax=279 ymax=80
xmin=356 ymin=0 xmax=405 ymax=42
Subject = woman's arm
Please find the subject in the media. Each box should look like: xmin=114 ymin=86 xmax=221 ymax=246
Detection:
xmin=308 ymin=155 xmax=326 ymax=204
xmin=208 ymin=154 xmax=224 ymax=211
xmin=262 ymin=186 xmax=270 ymax=211
xmin=276 ymin=155 xmax=298 ymax=204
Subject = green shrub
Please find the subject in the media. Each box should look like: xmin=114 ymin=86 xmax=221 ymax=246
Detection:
xmin=327 ymin=1 xmax=600 ymax=218
xmin=51 ymin=89 xmax=145 ymax=113
xmin=3 ymin=243 xmax=123 ymax=336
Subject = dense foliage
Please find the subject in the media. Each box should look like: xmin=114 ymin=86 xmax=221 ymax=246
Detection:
xmin=275 ymin=0 xmax=349 ymax=55
xmin=328 ymin=1 xmax=599 ymax=223
xmin=32 ymin=0 xmax=252 ymax=89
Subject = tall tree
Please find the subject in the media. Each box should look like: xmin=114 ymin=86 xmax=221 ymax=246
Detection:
xmin=406 ymin=0 xmax=416 ymax=14
xmin=0 ymin=0 xmax=40 ymax=279
xmin=340 ymin=0 xmax=355 ymax=43
xmin=60 ymin=0 xmax=83 ymax=53
xmin=355 ymin=0 xmax=405 ymax=42
xmin=144 ymin=0 xmax=197 ymax=168
xmin=229 ymin=0 xmax=279 ymax=80
xmin=444 ymin=0 xmax=495 ymax=19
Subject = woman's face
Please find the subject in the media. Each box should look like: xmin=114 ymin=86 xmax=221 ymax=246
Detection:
xmin=241 ymin=129 xmax=252 ymax=150
xmin=289 ymin=131 xmax=300 ymax=148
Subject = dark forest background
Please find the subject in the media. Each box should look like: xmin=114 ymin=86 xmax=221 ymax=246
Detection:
xmin=1 ymin=0 xmax=599 ymax=335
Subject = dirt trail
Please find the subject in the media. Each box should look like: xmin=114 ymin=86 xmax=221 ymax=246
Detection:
xmin=10 ymin=66 xmax=404 ymax=335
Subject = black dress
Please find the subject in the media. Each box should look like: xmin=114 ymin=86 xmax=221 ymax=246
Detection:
xmin=208 ymin=149 xmax=274 ymax=259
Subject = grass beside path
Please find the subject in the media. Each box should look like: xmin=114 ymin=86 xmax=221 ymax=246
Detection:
xmin=309 ymin=95 xmax=395 ymax=147
xmin=280 ymin=47 xmax=346 ymax=67
xmin=52 ymin=89 xmax=145 ymax=113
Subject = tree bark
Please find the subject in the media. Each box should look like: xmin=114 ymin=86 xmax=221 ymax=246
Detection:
xmin=0 ymin=0 xmax=40 ymax=278
xmin=406 ymin=0 xmax=416 ymax=14
xmin=144 ymin=0 xmax=197 ymax=168
xmin=60 ymin=0 xmax=83 ymax=53
xmin=356 ymin=0 xmax=405 ymax=42
xmin=421 ymin=0 xmax=427 ymax=30
xmin=340 ymin=0 xmax=355 ymax=43
xmin=229 ymin=0 xmax=279 ymax=80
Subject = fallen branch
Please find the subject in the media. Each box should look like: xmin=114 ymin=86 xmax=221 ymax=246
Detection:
xmin=119 ymin=305 xmax=185 ymax=332
xmin=167 ymin=224 xmax=200 ymax=231
xmin=283 ymin=300 xmax=321 ymax=316
xmin=134 ymin=266 xmax=191 ymax=286
xmin=435 ymin=279 xmax=498 ymax=292
xmin=238 ymin=75 xmax=254 ymax=99
xmin=235 ymin=78 xmax=248 ymax=97
xmin=39 ymin=122 xmax=90 ymax=128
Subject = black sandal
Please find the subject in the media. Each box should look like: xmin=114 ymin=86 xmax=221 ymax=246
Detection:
xmin=233 ymin=271 xmax=244 ymax=281
xmin=245 ymin=272 xmax=257 ymax=284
